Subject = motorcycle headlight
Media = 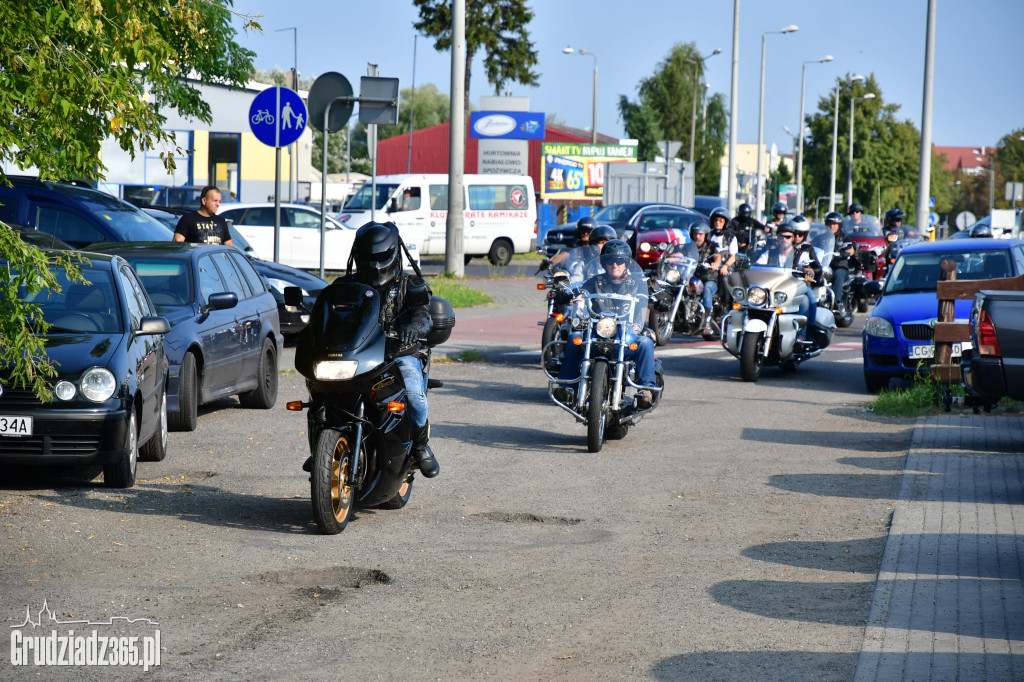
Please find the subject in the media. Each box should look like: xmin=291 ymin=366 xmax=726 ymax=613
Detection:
xmin=595 ymin=317 xmax=617 ymax=339
xmin=773 ymin=292 xmax=789 ymax=305
xmin=314 ymin=360 xmax=359 ymax=381
xmin=665 ymin=269 xmax=681 ymax=284
xmin=80 ymin=367 xmax=116 ymax=403
xmin=658 ymin=242 xmax=669 ymax=251
xmin=731 ymin=287 xmax=746 ymax=303
xmin=746 ymin=287 xmax=769 ymax=307
xmin=865 ymin=316 xmax=895 ymax=338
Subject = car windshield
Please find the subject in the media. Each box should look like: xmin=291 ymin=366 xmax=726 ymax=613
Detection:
xmin=593 ymin=205 xmax=640 ymax=224
xmin=18 ymin=266 xmax=124 ymax=334
xmin=842 ymin=214 xmax=883 ymax=237
xmin=50 ymin=185 xmax=174 ymax=241
xmin=885 ymin=249 xmax=1015 ymax=294
xmin=344 ymin=184 xmax=398 ymax=211
xmin=123 ymin=258 xmax=195 ymax=309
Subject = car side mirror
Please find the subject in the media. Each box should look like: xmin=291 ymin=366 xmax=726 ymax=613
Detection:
xmin=206 ymin=292 xmax=238 ymax=311
xmin=283 ymin=286 xmax=305 ymax=307
xmin=136 ymin=316 xmax=170 ymax=336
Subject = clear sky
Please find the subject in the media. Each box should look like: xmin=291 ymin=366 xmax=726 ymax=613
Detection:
xmin=230 ymin=0 xmax=1023 ymax=154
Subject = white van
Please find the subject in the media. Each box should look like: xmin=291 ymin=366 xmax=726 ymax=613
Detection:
xmin=337 ymin=174 xmax=536 ymax=265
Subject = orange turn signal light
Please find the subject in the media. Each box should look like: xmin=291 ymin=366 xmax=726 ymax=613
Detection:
xmin=555 ymin=313 xmax=565 ymax=323
xmin=732 ymin=303 xmax=741 ymax=311
xmin=286 ymin=401 xmax=308 ymax=411
xmin=775 ymin=307 xmax=783 ymax=314
xmin=537 ymin=283 xmax=546 ymax=290
xmin=387 ymin=401 xmax=406 ymax=413
xmin=628 ymin=342 xmax=638 ymax=351
xmin=573 ymin=337 xmax=583 ymax=346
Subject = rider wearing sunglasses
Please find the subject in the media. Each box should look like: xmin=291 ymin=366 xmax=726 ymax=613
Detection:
xmin=754 ymin=217 xmax=822 ymax=343
xmin=555 ymin=239 xmax=659 ymax=408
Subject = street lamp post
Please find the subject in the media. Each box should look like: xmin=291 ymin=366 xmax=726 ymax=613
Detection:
xmin=847 ymin=89 xmax=875 ymax=207
xmin=563 ymin=47 xmax=598 ymax=143
xmin=755 ymin=24 xmax=798 ymax=216
xmin=830 ymin=75 xmax=864 ymax=213
xmin=796 ymin=55 xmax=834 ymax=213
xmin=685 ymin=49 xmax=722 ymax=164
xmin=974 ymin=148 xmax=995 ymax=214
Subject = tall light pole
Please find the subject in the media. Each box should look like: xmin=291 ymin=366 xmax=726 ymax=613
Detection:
xmin=830 ymin=74 xmax=864 ymax=213
xmin=407 ymin=33 xmax=419 ymax=173
xmin=727 ymin=0 xmax=740 ymax=215
xmin=847 ymin=90 xmax=876 ymax=206
xmin=563 ymin=47 xmax=598 ymax=143
xmin=685 ymin=49 xmax=722 ymax=164
xmin=796 ymin=54 xmax=834 ymax=213
xmin=755 ymin=24 xmax=798 ymax=216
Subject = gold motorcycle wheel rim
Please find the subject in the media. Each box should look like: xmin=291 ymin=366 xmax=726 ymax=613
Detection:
xmin=331 ymin=437 xmax=353 ymax=523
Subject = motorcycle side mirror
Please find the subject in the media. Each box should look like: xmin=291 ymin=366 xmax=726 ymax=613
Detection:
xmin=863 ymin=281 xmax=883 ymax=297
xmin=283 ymin=286 xmax=305 ymax=307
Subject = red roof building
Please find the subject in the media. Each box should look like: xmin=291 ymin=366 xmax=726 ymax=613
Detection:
xmin=934 ymin=146 xmax=989 ymax=175
xmin=376 ymin=120 xmax=619 ymax=201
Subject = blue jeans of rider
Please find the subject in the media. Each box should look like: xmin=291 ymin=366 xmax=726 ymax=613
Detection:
xmin=796 ymin=290 xmax=817 ymax=340
xmin=558 ymin=332 xmax=657 ymax=387
xmin=395 ymin=355 xmax=428 ymax=428
xmin=702 ymin=279 xmax=718 ymax=313
xmin=831 ymin=267 xmax=848 ymax=310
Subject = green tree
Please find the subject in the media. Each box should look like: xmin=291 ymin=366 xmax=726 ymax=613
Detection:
xmin=618 ymin=43 xmax=726 ymax=195
xmin=413 ymin=0 xmax=540 ymax=113
xmin=0 ymin=1 xmax=255 ymax=399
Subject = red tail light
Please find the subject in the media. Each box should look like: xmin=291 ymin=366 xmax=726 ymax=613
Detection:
xmin=977 ymin=309 xmax=1001 ymax=356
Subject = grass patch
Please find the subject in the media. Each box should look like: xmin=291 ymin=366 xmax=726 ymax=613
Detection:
xmin=869 ymin=367 xmax=1023 ymax=417
xmin=451 ymin=349 xmax=484 ymax=363
xmin=428 ymin=277 xmax=492 ymax=308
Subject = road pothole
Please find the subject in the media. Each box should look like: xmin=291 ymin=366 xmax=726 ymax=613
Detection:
xmin=257 ymin=566 xmax=391 ymax=589
xmin=471 ymin=512 xmax=581 ymax=525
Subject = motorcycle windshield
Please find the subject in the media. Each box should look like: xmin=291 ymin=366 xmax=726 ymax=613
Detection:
xmin=580 ymin=258 xmax=648 ymax=324
xmin=311 ymin=281 xmax=382 ymax=351
xmin=843 ymin=214 xmax=883 ymax=237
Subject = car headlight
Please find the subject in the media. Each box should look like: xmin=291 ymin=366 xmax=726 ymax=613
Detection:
xmin=80 ymin=367 xmax=116 ymax=402
xmin=746 ymin=287 xmax=769 ymax=307
xmin=732 ymin=287 xmax=746 ymax=303
xmin=267 ymin=277 xmax=309 ymax=297
xmin=54 ymin=381 xmax=76 ymax=401
xmin=865 ymin=316 xmax=895 ymax=338
xmin=595 ymin=317 xmax=617 ymax=339
xmin=314 ymin=360 xmax=359 ymax=381
xmin=639 ymin=243 xmax=652 ymax=253
xmin=658 ymin=242 xmax=669 ymax=251
xmin=665 ymin=269 xmax=681 ymax=284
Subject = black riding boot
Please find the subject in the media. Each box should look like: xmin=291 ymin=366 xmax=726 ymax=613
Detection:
xmin=411 ymin=423 xmax=440 ymax=478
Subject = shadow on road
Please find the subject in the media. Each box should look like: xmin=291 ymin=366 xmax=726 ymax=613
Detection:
xmin=652 ymin=651 xmax=858 ymax=681
xmin=742 ymin=536 xmax=888 ymax=573
xmin=742 ymin=427 xmax=913 ymax=452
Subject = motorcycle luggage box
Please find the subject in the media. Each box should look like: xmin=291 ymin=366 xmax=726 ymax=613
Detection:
xmin=426 ymin=296 xmax=456 ymax=346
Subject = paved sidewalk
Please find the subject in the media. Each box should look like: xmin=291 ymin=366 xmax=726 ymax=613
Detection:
xmin=856 ymin=414 xmax=1024 ymax=681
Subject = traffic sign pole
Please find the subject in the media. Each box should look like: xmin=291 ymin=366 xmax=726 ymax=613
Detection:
xmin=275 ymin=86 xmax=281 ymax=263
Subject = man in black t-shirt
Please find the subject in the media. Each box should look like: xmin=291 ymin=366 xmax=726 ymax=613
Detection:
xmin=173 ymin=186 xmax=233 ymax=246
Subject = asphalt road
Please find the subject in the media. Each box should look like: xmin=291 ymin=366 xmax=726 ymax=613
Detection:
xmin=0 ymin=309 xmax=913 ymax=680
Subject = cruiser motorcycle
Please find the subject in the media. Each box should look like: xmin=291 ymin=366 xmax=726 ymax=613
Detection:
xmin=722 ymin=264 xmax=836 ymax=382
xmin=546 ymin=283 xmax=664 ymax=452
xmin=649 ymin=242 xmax=723 ymax=344
xmin=284 ymin=282 xmax=455 ymax=534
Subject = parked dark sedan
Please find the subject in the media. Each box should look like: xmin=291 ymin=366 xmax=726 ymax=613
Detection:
xmin=0 ymin=256 xmax=170 ymax=487
xmin=89 ymin=243 xmax=283 ymax=431
xmin=541 ymin=202 xmax=685 ymax=254
xmin=138 ymin=211 xmax=327 ymax=336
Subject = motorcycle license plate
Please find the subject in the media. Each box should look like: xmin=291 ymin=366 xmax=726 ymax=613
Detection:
xmin=0 ymin=415 xmax=32 ymax=436
xmin=908 ymin=343 xmax=965 ymax=359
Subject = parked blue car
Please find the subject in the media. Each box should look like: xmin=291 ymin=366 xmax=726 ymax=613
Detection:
xmin=89 ymin=242 xmax=283 ymax=431
xmin=862 ymin=237 xmax=1024 ymax=392
xmin=0 ymin=255 xmax=170 ymax=487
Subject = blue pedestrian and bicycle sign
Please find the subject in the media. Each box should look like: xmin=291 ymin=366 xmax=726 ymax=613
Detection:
xmin=249 ymin=86 xmax=307 ymax=148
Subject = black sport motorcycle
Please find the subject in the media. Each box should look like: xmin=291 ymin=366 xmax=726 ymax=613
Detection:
xmin=285 ymin=282 xmax=454 ymax=534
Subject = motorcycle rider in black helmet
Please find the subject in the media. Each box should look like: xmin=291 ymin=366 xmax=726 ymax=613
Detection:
xmin=884 ymin=207 xmax=920 ymax=239
xmin=727 ymin=202 xmax=766 ymax=253
xmin=708 ymin=207 xmax=738 ymax=275
xmin=555 ymin=239 xmax=659 ymax=408
xmin=548 ymin=215 xmax=597 ymax=268
xmin=825 ymin=211 xmax=858 ymax=312
xmin=312 ymin=221 xmax=440 ymax=478
xmin=766 ymin=201 xmax=789 ymax=235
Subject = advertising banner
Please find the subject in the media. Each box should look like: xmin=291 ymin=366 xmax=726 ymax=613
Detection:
xmin=470 ymin=111 xmax=546 ymax=140
xmin=540 ymin=142 xmax=637 ymax=200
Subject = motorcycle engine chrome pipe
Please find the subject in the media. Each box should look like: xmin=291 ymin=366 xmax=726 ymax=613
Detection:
xmin=349 ymin=404 xmax=365 ymax=488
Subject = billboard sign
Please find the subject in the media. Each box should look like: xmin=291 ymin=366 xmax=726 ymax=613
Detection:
xmin=540 ymin=142 xmax=638 ymax=200
xmin=470 ymin=111 xmax=546 ymax=140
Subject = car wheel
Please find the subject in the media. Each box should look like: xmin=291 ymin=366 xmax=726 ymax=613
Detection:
xmin=169 ymin=352 xmax=198 ymax=432
xmin=239 ymin=338 xmax=278 ymax=409
xmin=487 ymin=238 xmax=513 ymax=267
xmin=139 ymin=389 xmax=168 ymax=462
xmin=104 ymin=411 xmax=138 ymax=488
